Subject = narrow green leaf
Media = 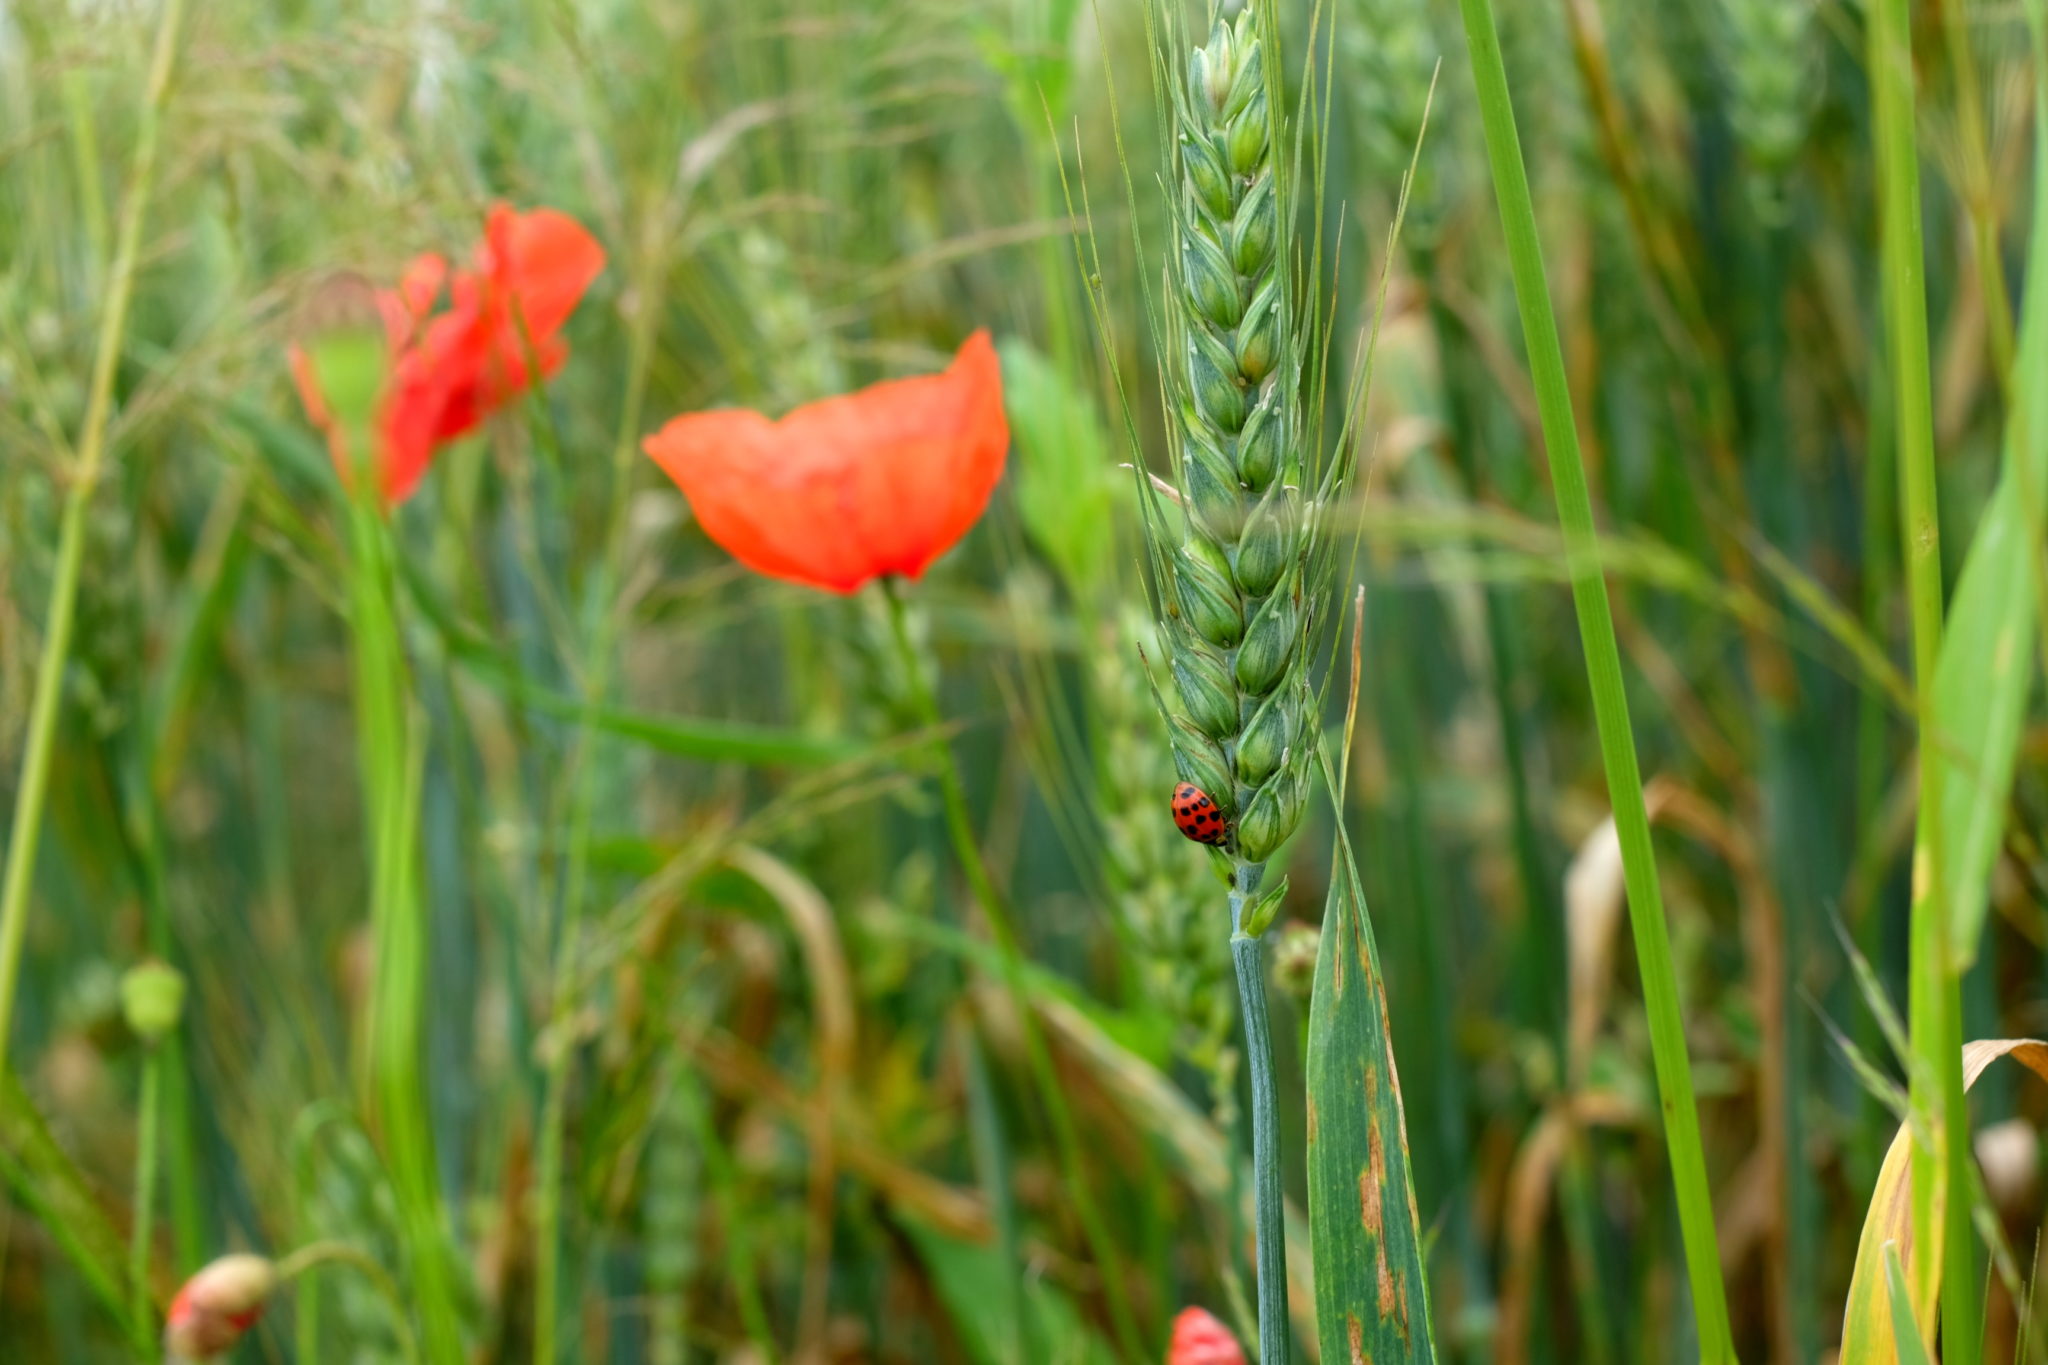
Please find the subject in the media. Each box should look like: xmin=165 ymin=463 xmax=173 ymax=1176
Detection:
xmin=1306 ymin=750 xmax=1435 ymax=1363
xmin=0 ymin=1070 xmax=146 ymax=1349
xmin=1939 ymin=0 xmax=2048 ymax=967
xmin=902 ymin=1219 xmax=1118 ymax=1365
xmin=999 ymin=336 xmax=1115 ymax=598
xmin=1885 ymin=1242 xmax=1937 ymax=1365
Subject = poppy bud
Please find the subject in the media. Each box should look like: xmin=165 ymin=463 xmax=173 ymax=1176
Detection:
xmin=1181 ymin=226 xmax=1242 ymax=329
xmin=1240 ymin=874 xmax=1289 ymax=938
xmin=1186 ymin=324 xmax=1247 ymax=433
xmin=1226 ymin=90 xmax=1269 ymax=176
xmin=293 ymin=271 xmax=387 ymax=436
xmin=1234 ymin=684 xmax=1297 ymax=783
xmin=1234 ymin=581 xmax=1298 ymax=697
xmin=1175 ymin=537 xmax=1243 ymax=646
xmin=1231 ymin=174 xmax=1276 ymax=277
xmin=1196 ymin=23 xmax=1235 ymax=113
xmin=119 ymin=960 xmax=186 ymax=1046
xmin=1234 ymin=482 xmax=1298 ymax=597
xmin=164 ymin=1254 xmax=278 ymax=1360
xmin=1182 ymin=129 xmax=1235 ymax=221
xmin=1270 ymin=919 xmax=1321 ymax=1001
xmin=1234 ymin=395 xmax=1285 ymax=491
xmin=1168 ymin=1305 xmax=1247 ymax=1365
xmin=1180 ymin=423 xmax=1245 ymax=542
xmin=1170 ymin=717 xmax=1236 ymax=816
xmin=1234 ymin=276 xmax=1281 ymax=384
xmin=1171 ymin=633 xmax=1241 ymax=740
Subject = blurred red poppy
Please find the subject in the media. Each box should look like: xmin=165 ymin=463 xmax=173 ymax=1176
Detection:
xmin=1166 ymin=1307 xmax=1245 ymax=1365
xmin=292 ymin=203 xmax=605 ymax=505
xmin=641 ymin=330 xmax=1008 ymax=593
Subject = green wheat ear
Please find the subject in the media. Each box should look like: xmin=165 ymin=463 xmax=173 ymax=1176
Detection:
xmin=1147 ymin=8 xmax=1314 ymax=883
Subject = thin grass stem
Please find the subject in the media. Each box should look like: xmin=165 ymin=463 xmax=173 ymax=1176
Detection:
xmin=1453 ymin=0 xmax=1737 ymax=1356
xmin=0 ymin=0 xmax=186 ymax=1071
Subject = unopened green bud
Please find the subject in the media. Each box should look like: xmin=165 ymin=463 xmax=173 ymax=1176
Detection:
xmin=1183 ymin=129 xmax=1236 ymax=221
xmin=1176 ymin=538 xmax=1243 ymax=646
xmin=1172 ymin=633 xmax=1240 ymax=739
xmin=1222 ymin=23 xmax=1263 ymax=122
xmin=120 ymin=960 xmax=186 ymax=1044
xmin=1237 ymin=768 xmax=1307 ymax=864
xmin=1240 ymin=875 xmax=1289 ymax=937
xmin=1234 ymin=484 xmax=1299 ymax=596
xmin=1182 ymin=227 xmax=1242 ymax=328
xmin=1226 ymin=91 xmax=1270 ymax=176
xmin=1181 ymin=423 xmax=1244 ymax=541
xmin=1197 ymin=22 xmax=1235 ymax=112
xmin=1236 ymin=397 xmax=1284 ymax=490
xmin=1170 ymin=717 xmax=1236 ymax=814
xmin=1234 ymin=582 xmax=1298 ymax=696
xmin=1231 ymin=174 xmax=1276 ymax=277
xmin=1186 ymin=325 xmax=1247 ymax=433
xmin=1235 ymin=686 xmax=1295 ymax=783
xmin=1235 ymin=276 xmax=1281 ymax=383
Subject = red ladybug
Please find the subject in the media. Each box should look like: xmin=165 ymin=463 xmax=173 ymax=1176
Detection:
xmin=1171 ymin=782 xmax=1229 ymax=846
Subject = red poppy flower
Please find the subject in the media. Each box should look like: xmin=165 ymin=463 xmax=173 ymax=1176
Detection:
xmin=641 ymin=330 xmax=1008 ymax=593
xmin=292 ymin=203 xmax=606 ymax=505
xmin=1166 ymin=1307 xmax=1245 ymax=1365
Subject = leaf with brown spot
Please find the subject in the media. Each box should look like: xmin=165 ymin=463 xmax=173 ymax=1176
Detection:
xmin=1308 ymin=747 xmax=1436 ymax=1363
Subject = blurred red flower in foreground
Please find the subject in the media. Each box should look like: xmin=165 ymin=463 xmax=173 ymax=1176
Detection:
xmin=292 ymin=203 xmax=605 ymax=505
xmin=1167 ymin=1306 xmax=1246 ymax=1365
xmin=164 ymin=1254 xmax=276 ymax=1360
xmin=641 ymin=330 xmax=1008 ymax=593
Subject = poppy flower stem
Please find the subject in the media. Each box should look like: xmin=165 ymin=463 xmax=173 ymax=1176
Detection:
xmin=878 ymin=578 xmax=1147 ymax=1363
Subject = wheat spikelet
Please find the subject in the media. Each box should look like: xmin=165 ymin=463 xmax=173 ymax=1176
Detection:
xmin=1150 ymin=7 xmax=1314 ymax=895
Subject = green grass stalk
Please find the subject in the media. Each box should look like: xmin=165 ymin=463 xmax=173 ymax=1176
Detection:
xmin=1227 ymin=898 xmax=1285 ymax=1365
xmin=0 ymin=0 xmax=186 ymax=1071
xmin=1453 ymin=1 xmax=1737 ymax=1356
xmin=880 ymin=579 xmax=1146 ymax=1362
xmin=1865 ymin=0 xmax=1974 ymax=1359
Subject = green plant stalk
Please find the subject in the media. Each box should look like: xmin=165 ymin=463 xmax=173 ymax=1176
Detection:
xmin=1228 ymin=892 xmax=1286 ymax=1365
xmin=129 ymin=1049 xmax=161 ymax=1332
xmin=532 ymin=205 xmax=662 ymax=1365
xmin=0 ymin=0 xmax=185 ymax=1071
xmin=880 ymin=580 xmax=1145 ymax=1362
xmin=275 ymin=1241 xmax=424 ymax=1365
xmin=1866 ymin=1 xmax=1974 ymax=1360
xmin=1453 ymin=1 xmax=1737 ymax=1357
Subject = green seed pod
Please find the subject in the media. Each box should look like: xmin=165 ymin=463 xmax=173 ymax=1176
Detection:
xmin=1197 ymin=22 xmax=1235 ymax=112
xmin=1171 ymin=632 xmax=1240 ymax=739
xmin=1235 ymin=275 xmax=1280 ymax=383
xmin=1222 ymin=23 xmax=1263 ymax=122
xmin=1182 ymin=227 xmax=1242 ymax=329
xmin=1183 ymin=129 xmax=1236 ymax=221
xmin=1235 ymin=395 xmax=1285 ymax=490
xmin=1234 ymin=685 xmax=1293 ymax=782
xmin=1231 ymin=174 xmax=1276 ymax=277
xmin=1186 ymin=325 xmax=1247 ymax=433
xmin=1181 ymin=422 xmax=1245 ymax=541
xmin=1170 ymin=716 xmax=1236 ymax=814
xmin=120 ymin=960 xmax=187 ymax=1045
xmin=1175 ymin=538 xmax=1243 ymax=646
xmin=1234 ymin=582 xmax=1298 ymax=696
xmin=1234 ymin=483 xmax=1298 ymax=596
xmin=1235 ymin=771 xmax=1294 ymax=864
xmin=1226 ymin=91 xmax=1270 ymax=176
